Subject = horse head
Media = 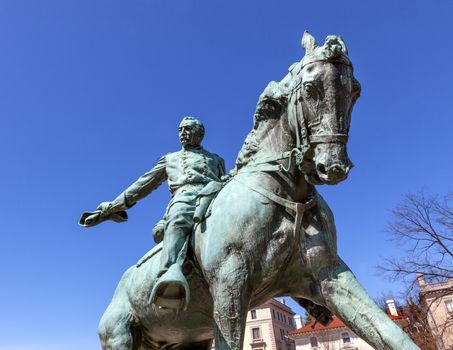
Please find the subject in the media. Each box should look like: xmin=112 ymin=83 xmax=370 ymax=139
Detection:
xmin=289 ymin=31 xmax=361 ymax=185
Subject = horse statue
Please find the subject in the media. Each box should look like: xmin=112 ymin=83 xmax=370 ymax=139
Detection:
xmin=86 ymin=32 xmax=421 ymax=350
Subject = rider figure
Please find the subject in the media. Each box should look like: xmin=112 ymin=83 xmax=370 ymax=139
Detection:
xmin=90 ymin=116 xmax=225 ymax=308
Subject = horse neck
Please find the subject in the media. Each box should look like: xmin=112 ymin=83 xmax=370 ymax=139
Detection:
xmin=253 ymin=112 xmax=294 ymax=160
xmin=249 ymin=113 xmax=313 ymax=202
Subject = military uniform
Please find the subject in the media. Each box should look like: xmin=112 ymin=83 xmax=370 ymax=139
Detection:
xmin=118 ymin=145 xmax=225 ymax=274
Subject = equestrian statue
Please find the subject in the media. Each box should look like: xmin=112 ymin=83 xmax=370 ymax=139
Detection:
xmin=80 ymin=32 xmax=421 ymax=350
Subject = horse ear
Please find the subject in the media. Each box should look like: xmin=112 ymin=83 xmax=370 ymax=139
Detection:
xmin=301 ymin=31 xmax=317 ymax=54
xmin=334 ymin=35 xmax=348 ymax=56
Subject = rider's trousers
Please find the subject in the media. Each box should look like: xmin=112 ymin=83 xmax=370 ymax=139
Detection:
xmin=158 ymin=200 xmax=196 ymax=276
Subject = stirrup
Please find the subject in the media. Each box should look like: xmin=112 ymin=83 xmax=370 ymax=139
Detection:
xmin=148 ymin=263 xmax=190 ymax=310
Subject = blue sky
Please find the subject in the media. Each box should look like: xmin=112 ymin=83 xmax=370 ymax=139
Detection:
xmin=1 ymin=0 xmax=452 ymax=348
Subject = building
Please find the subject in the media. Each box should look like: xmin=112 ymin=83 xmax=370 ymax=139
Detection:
xmin=243 ymin=299 xmax=297 ymax=350
xmin=418 ymin=275 xmax=453 ymax=350
xmin=288 ymin=300 xmax=409 ymax=350
xmin=210 ymin=299 xmax=297 ymax=350
xmin=288 ymin=315 xmax=373 ymax=350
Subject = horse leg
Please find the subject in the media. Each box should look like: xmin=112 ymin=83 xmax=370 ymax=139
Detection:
xmin=210 ymin=252 xmax=250 ymax=350
xmin=98 ymin=269 xmax=140 ymax=350
xmin=317 ymin=258 xmax=420 ymax=350
xmin=98 ymin=302 xmax=138 ymax=350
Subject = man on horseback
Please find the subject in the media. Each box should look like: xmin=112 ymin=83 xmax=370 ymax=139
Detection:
xmin=80 ymin=116 xmax=225 ymax=308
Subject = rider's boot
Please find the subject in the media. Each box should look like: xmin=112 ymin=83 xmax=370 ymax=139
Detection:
xmin=149 ymin=262 xmax=190 ymax=310
xmin=149 ymin=237 xmax=190 ymax=310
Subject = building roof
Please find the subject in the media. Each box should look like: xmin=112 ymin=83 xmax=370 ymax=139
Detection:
xmin=260 ymin=298 xmax=296 ymax=315
xmin=289 ymin=312 xmax=409 ymax=337
xmin=289 ymin=316 xmax=347 ymax=335
xmin=386 ymin=312 xmax=408 ymax=320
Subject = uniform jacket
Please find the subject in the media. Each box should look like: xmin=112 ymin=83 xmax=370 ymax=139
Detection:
xmin=121 ymin=146 xmax=226 ymax=209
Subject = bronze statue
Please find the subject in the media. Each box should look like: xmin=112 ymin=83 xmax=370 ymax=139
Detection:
xmin=81 ymin=116 xmax=225 ymax=308
xmin=80 ymin=32 xmax=421 ymax=350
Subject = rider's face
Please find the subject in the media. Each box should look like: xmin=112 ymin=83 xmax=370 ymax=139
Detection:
xmin=179 ymin=123 xmax=200 ymax=148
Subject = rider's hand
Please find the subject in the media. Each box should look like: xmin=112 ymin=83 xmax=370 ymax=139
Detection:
xmin=96 ymin=201 xmax=114 ymax=217
xmin=83 ymin=212 xmax=101 ymax=226
xmin=221 ymin=169 xmax=236 ymax=182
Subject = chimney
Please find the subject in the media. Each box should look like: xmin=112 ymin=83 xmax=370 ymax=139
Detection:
xmin=386 ymin=299 xmax=398 ymax=316
xmin=279 ymin=298 xmax=286 ymax=305
xmin=294 ymin=315 xmax=303 ymax=329
xmin=417 ymin=274 xmax=425 ymax=286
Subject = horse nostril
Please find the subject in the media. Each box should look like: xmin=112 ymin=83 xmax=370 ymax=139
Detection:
xmin=317 ymin=163 xmax=327 ymax=175
xmin=330 ymin=165 xmax=342 ymax=175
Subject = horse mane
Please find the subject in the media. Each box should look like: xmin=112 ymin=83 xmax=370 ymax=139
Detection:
xmin=235 ymin=82 xmax=289 ymax=169
xmin=235 ymin=33 xmax=354 ymax=171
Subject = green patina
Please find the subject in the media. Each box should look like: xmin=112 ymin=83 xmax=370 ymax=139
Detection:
xmin=80 ymin=32 xmax=420 ymax=350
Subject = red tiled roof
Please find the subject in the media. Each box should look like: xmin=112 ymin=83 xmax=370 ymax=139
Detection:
xmin=388 ymin=314 xmax=408 ymax=320
xmin=289 ymin=316 xmax=347 ymax=335
xmin=289 ymin=313 xmax=409 ymax=336
xmin=384 ymin=306 xmax=409 ymax=320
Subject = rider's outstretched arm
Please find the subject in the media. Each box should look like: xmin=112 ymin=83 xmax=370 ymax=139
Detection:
xmin=99 ymin=155 xmax=168 ymax=216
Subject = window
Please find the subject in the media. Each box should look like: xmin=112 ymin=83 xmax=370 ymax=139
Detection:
xmin=445 ymin=300 xmax=453 ymax=313
xmin=310 ymin=337 xmax=318 ymax=347
xmin=280 ymin=328 xmax=285 ymax=339
xmin=341 ymin=332 xmax=351 ymax=343
xmin=251 ymin=310 xmax=257 ymax=319
xmin=252 ymin=327 xmax=261 ymax=340
xmin=272 ymin=309 xmax=276 ymax=318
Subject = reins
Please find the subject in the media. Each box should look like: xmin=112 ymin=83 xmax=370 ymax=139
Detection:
xmin=234 ymin=59 xmax=351 ymax=252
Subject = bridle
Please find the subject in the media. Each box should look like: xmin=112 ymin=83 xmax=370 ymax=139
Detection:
xmin=242 ymin=59 xmax=351 ymax=174
xmin=232 ymin=53 xmax=354 ymax=255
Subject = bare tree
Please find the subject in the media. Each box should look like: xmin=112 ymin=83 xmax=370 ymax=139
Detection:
xmin=405 ymin=297 xmax=438 ymax=350
xmin=380 ymin=191 xmax=453 ymax=350
xmin=381 ymin=191 xmax=452 ymax=284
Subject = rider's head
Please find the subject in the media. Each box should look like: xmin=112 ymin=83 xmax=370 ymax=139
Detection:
xmin=179 ymin=116 xmax=205 ymax=148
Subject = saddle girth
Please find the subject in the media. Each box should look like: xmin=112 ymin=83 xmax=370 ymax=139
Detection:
xmin=232 ymin=177 xmax=317 ymax=244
